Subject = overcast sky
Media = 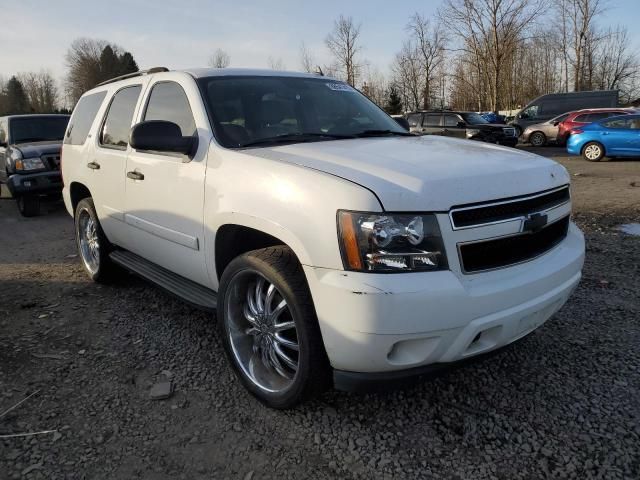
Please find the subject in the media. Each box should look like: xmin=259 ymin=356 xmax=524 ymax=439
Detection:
xmin=1 ymin=0 xmax=639 ymax=84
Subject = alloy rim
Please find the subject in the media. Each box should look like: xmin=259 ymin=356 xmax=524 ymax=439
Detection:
xmin=531 ymin=133 xmax=544 ymax=146
xmin=225 ymin=271 xmax=299 ymax=393
xmin=77 ymin=208 xmax=100 ymax=274
xmin=584 ymin=144 xmax=601 ymax=160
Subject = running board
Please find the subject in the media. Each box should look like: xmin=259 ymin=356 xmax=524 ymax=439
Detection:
xmin=109 ymin=250 xmax=217 ymax=310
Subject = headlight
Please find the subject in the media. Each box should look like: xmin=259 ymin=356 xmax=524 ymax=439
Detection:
xmin=15 ymin=157 xmax=45 ymax=171
xmin=338 ymin=211 xmax=448 ymax=272
xmin=466 ymin=129 xmax=481 ymax=137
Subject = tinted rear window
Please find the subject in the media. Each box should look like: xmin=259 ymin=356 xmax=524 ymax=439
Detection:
xmin=10 ymin=116 xmax=69 ymax=144
xmin=100 ymin=86 xmax=142 ymax=149
xmin=424 ymin=113 xmax=440 ymax=126
xmin=65 ymin=91 xmax=107 ymax=145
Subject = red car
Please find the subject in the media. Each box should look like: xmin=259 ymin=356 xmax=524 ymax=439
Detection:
xmin=557 ymin=108 xmax=634 ymax=145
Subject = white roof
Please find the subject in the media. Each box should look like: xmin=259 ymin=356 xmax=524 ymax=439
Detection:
xmin=182 ymin=67 xmax=331 ymax=80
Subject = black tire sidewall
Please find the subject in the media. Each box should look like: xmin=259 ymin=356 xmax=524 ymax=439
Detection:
xmin=74 ymin=198 xmax=113 ymax=282
xmin=218 ymin=249 xmax=327 ymax=409
xmin=17 ymin=195 xmax=40 ymax=217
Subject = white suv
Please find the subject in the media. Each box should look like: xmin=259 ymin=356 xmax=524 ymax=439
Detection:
xmin=62 ymin=68 xmax=585 ymax=408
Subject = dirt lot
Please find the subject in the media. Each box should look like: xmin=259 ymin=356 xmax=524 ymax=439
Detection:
xmin=1 ymin=149 xmax=639 ymax=479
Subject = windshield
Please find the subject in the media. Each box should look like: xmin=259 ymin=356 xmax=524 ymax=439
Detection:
xmin=549 ymin=112 xmax=570 ymax=124
xmin=10 ymin=116 xmax=69 ymax=144
xmin=461 ymin=112 xmax=489 ymax=124
xmin=198 ymin=76 xmax=407 ymax=148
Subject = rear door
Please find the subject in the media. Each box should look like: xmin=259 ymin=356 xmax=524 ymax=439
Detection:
xmin=422 ymin=113 xmax=442 ymax=135
xmin=600 ymin=118 xmax=634 ymax=154
xmin=124 ymin=76 xmax=211 ymax=287
xmin=90 ymin=82 xmax=146 ymax=246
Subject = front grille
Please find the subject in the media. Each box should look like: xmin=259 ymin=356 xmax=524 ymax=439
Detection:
xmin=459 ymin=216 xmax=570 ymax=273
xmin=42 ymin=154 xmax=61 ymax=171
xmin=450 ymin=186 xmax=570 ymax=229
xmin=503 ymin=127 xmax=516 ymax=137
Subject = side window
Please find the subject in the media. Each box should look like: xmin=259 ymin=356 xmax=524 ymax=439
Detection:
xmin=100 ymin=86 xmax=142 ymax=149
xmin=573 ymin=114 xmax=589 ymax=122
xmin=407 ymin=114 xmax=422 ymax=127
xmin=443 ymin=114 xmax=461 ymax=127
xmin=144 ymin=82 xmax=196 ymax=136
xmin=586 ymin=112 xmax=608 ymax=122
xmin=65 ymin=91 xmax=107 ymax=145
xmin=520 ymin=105 xmax=539 ymax=119
xmin=603 ymin=118 xmax=630 ymax=129
xmin=629 ymin=118 xmax=640 ymax=130
xmin=424 ymin=114 xmax=440 ymax=126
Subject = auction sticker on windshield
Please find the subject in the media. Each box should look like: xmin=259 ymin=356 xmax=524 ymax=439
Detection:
xmin=326 ymin=82 xmax=354 ymax=92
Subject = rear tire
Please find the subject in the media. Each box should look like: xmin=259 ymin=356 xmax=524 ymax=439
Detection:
xmin=529 ymin=131 xmax=546 ymax=147
xmin=74 ymin=198 xmax=118 ymax=282
xmin=16 ymin=195 xmax=40 ymax=217
xmin=582 ymin=142 xmax=605 ymax=162
xmin=218 ymin=246 xmax=330 ymax=409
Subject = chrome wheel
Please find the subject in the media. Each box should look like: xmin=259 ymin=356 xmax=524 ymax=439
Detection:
xmin=584 ymin=144 xmax=602 ymax=161
xmin=225 ymin=271 xmax=299 ymax=393
xmin=77 ymin=208 xmax=100 ymax=274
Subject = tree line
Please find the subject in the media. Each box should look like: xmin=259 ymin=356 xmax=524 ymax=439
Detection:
xmin=1 ymin=0 xmax=637 ymax=117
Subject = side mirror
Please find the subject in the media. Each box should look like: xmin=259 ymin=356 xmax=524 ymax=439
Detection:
xmin=130 ymin=120 xmax=197 ymax=157
xmin=393 ymin=117 xmax=410 ymax=131
xmin=552 ymin=121 xmax=560 ymax=126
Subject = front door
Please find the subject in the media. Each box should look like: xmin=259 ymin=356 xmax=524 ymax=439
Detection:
xmin=124 ymin=79 xmax=210 ymax=287
xmin=442 ymin=113 xmax=466 ymax=139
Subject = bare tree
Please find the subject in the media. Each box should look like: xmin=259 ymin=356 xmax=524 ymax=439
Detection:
xmin=267 ymin=56 xmax=286 ymax=70
xmin=325 ymin=15 xmax=362 ymax=86
xmin=593 ymin=26 xmax=638 ymax=91
xmin=65 ymin=38 xmax=108 ymax=105
xmin=299 ymin=42 xmax=315 ymax=73
xmin=391 ymin=42 xmax=422 ymax=111
xmin=208 ymin=48 xmax=231 ymax=68
xmin=441 ymin=0 xmax=546 ymax=112
xmin=18 ymin=71 xmax=59 ymax=113
xmin=407 ymin=13 xmax=447 ymax=109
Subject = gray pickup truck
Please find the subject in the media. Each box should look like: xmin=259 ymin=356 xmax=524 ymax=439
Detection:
xmin=0 ymin=114 xmax=70 ymax=216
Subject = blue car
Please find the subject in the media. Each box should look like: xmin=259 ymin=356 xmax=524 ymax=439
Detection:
xmin=567 ymin=114 xmax=640 ymax=161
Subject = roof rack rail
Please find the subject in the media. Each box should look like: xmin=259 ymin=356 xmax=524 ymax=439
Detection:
xmin=96 ymin=67 xmax=169 ymax=87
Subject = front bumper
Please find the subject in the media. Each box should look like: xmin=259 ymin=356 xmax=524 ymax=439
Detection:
xmin=304 ymin=222 xmax=584 ymax=377
xmin=7 ymin=171 xmax=62 ymax=197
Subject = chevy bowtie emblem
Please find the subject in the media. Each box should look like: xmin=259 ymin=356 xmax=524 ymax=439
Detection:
xmin=523 ymin=212 xmax=548 ymax=233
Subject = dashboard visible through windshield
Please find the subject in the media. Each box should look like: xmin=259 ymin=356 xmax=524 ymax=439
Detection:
xmin=198 ymin=76 xmax=408 ymax=148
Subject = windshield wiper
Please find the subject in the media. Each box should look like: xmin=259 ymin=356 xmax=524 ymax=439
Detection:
xmin=353 ymin=129 xmax=413 ymax=138
xmin=240 ymin=132 xmax=355 ymax=148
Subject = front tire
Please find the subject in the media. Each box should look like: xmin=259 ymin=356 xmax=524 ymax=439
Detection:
xmin=218 ymin=246 xmax=330 ymax=409
xmin=74 ymin=198 xmax=117 ymax=282
xmin=582 ymin=142 xmax=605 ymax=162
xmin=529 ymin=131 xmax=546 ymax=147
xmin=17 ymin=195 xmax=40 ymax=217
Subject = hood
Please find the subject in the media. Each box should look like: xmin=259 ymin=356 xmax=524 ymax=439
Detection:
xmin=470 ymin=123 xmax=509 ymax=130
xmin=247 ymin=135 xmax=569 ymax=211
xmin=14 ymin=141 xmax=62 ymax=158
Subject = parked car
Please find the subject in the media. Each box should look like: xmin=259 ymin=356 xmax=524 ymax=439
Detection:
xmin=62 ymin=68 xmax=584 ymax=408
xmin=522 ymin=112 xmax=572 ymax=146
xmin=556 ymin=108 xmax=635 ymax=146
xmin=0 ymin=114 xmax=70 ymax=216
xmin=567 ymin=114 xmax=640 ymax=161
xmin=406 ymin=110 xmax=518 ymax=146
xmin=510 ymin=90 xmax=619 ymax=136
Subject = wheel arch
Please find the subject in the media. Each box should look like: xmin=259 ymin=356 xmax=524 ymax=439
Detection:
xmin=213 ymin=221 xmax=311 ymax=282
xmin=69 ymin=182 xmax=93 ymax=213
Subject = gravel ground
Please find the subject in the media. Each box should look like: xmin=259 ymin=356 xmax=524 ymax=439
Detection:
xmin=1 ymin=151 xmax=639 ymax=479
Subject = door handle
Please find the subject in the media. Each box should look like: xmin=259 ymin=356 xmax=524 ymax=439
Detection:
xmin=127 ymin=171 xmax=144 ymax=181
xmin=87 ymin=161 xmax=100 ymax=170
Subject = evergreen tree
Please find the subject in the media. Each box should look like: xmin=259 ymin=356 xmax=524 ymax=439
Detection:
xmin=118 ymin=52 xmax=139 ymax=75
xmin=99 ymin=45 xmax=121 ymax=82
xmin=5 ymin=76 xmax=29 ymax=114
xmin=385 ymin=85 xmax=403 ymax=115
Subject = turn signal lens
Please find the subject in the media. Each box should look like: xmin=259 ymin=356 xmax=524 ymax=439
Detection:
xmin=338 ymin=211 xmax=363 ymax=270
